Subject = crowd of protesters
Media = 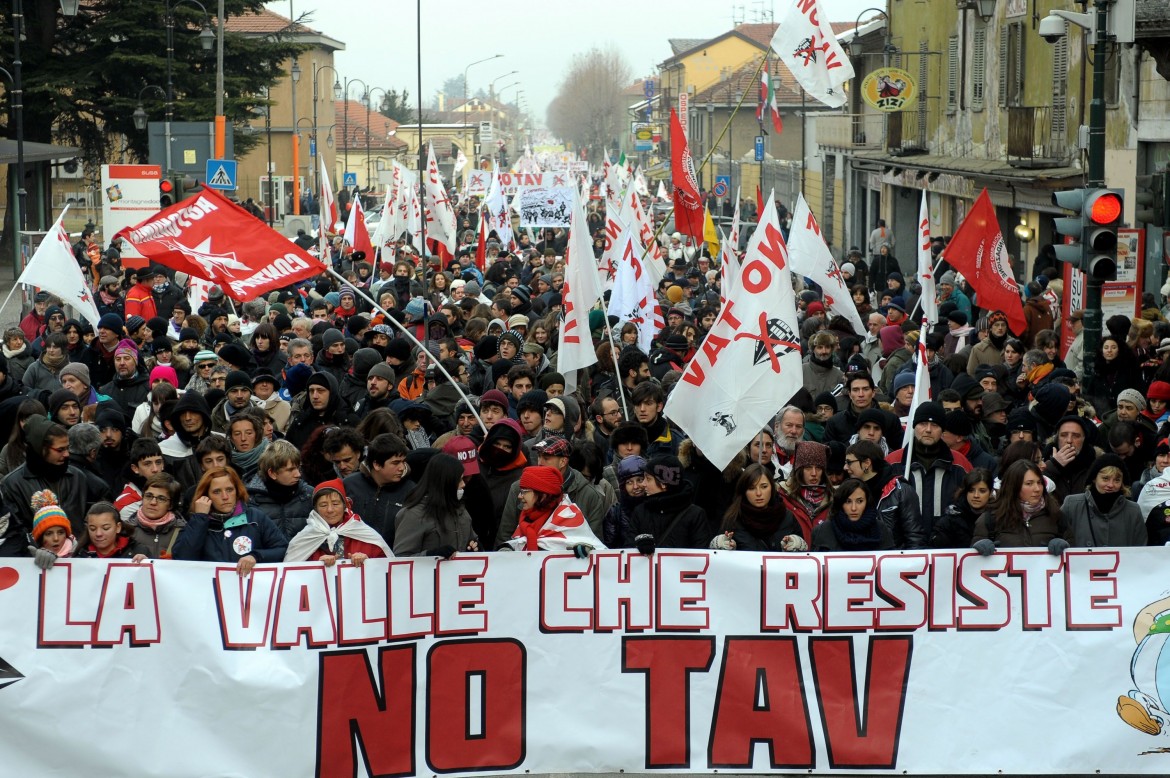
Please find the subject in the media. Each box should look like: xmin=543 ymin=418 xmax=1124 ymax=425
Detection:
xmin=7 ymin=191 xmax=1170 ymax=578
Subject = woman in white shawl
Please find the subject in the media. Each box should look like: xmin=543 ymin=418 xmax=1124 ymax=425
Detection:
xmin=284 ymin=479 xmax=392 ymax=565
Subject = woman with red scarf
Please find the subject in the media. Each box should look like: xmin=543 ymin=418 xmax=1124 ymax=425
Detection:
xmin=284 ymin=479 xmax=391 ymax=565
xmin=501 ymin=465 xmax=605 ymax=556
xmin=776 ymin=441 xmax=832 ymax=544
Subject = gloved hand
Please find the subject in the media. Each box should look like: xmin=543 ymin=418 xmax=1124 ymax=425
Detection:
xmin=709 ymin=533 xmax=736 ymax=550
xmin=780 ymin=534 xmax=808 ymax=552
xmin=1048 ymin=538 xmax=1070 ymax=556
xmin=973 ymin=539 xmax=996 ymax=557
xmin=427 ymin=545 xmax=457 ymax=559
xmin=572 ymin=544 xmax=590 ymax=559
xmin=634 ymin=534 xmax=656 ymax=555
xmin=27 ymin=545 xmax=57 ymax=571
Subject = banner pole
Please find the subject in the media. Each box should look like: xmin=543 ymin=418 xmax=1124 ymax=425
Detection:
xmin=600 ymin=313 xmax=629 ymax=419
xmin=324 ymin=266 xmax=488 ymax=435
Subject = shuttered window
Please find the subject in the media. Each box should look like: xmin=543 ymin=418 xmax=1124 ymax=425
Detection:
xmin=972 ymin=26 xmax=986 ymax=111
xmin=947 ymin=35 xmax=959 ymax=114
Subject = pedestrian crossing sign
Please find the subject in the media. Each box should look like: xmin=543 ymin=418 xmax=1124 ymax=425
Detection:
xmin=205 ymin=158 xmax=237 ymax=191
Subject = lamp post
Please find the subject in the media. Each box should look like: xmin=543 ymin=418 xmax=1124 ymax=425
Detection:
xmin=489 ymin=70 xmax=518 ymax=101
xmin=363 ymin=87 xmax=388 ymax=190
xmin=311 ymin=63 xmax=342 ymax=196
xmin=290 ymin=60 xmax=301 ymax=215
xmin=847 ymin=8 xmax=896 ymax=63
xmin=164 ymin=0 xmax=215 ymax=179
xmin=462 ymin=54 xmax=503 ymax=160
xmin=132 ymin=85 xmax=167 ymax=132
xmin=340 ymin=77 xmax=369 ymax=196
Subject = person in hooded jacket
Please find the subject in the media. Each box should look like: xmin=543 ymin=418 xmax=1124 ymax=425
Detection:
xmin=1044 ymin=414 xmax=1101 ymax=502
xmin=478 ymin=418 xmax=529 ymax=516
xmin=160 ymin=391 xmax=220 ymax=493
xmin=802 ymin=331 xmax=845 ymax=398
xmin=313 ymin=328 xmax=351 ymax=386
xmin=649 ymin=332 xmax=691 ymax=381
xmin=930 ymin=468 xmax=994 ymax=548
xmin=339 ymin=347 xmax=385 ymax=412
xmin=285 ymin=372 xmax=356 ymax=450
xmin=249 ymin=322 xmax=287 ymax=377
xmin=1061 ymin=454 xmax=1147 ymax=548
xmin=624 ymin=454 xmax=710 ymax=551
xmin=710 ymin=462 xmax=807 ymax=552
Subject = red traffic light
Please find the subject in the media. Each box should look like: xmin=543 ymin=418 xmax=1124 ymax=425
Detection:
xmin=160 ymin=180 xmax=174 ymax=193
xmin=1088 ymin=192 xmax=1122 ymax=224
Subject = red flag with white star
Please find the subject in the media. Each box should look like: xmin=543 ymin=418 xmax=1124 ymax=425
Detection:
xmin=115 ymin=187 xmax=325 ymax=301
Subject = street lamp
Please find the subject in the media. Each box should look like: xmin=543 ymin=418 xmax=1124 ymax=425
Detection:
xmin=164 ymin=0 xmax=215 ymax=179
xmin=132 ymin=85 xmax=167 ymax=132
xmin=290 ymin=60 xmax=301 ymax=215
xmin=848 ymin=8 xmax=896 ymax=59
xmin=363 ymin=87 xmax=389 ymax=189
xmin=340 ymin=77 xmax=369 ymax=196
xmin=311 ymin=62 xmax=341 ymax=196
xmin=489 ymin=70 xmax=518 ymax=100
xmin=462 ymin=54 xmax=503 ymax=159
xmin=258 ymin=87 xmax=273 ymax=224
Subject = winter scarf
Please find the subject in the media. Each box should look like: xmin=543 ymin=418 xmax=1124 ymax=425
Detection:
xmin=830 ymin=506 xmax=883 ymax=550
xmin=1090 ymin=486 xmax=1124 ymax=514
xmin=135 ymin=506 xmax=176 ymax=532
xmin=284 ymin=511 xmax=392 ymax=562
xmin=40 ymin=350 xmax=68 ymax=372
xmin=737 ymin=498 xmax=785 ymax=538
xmin=230 ymin=436 xmax=270 ymax=475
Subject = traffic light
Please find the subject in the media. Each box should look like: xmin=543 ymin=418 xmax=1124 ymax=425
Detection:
xmin=1051 ymin=187 xmax=1122 ymax=281
xmin=176 ymin=175 xmax=202 ymax=200
xmin=160 ymin=178 xmax=175 ymax=208
xmin=1136 ymin=171 xmax=1167 ymax=228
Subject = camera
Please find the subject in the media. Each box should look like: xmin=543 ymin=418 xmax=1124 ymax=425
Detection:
xmin=1039 ymin=15 xmax=1067 ymax=43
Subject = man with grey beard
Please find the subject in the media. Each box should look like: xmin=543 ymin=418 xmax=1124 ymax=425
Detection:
xmin=773 ymin=405 xmax=805 ymax=477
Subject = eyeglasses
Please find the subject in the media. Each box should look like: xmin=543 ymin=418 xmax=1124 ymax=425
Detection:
xmin=517 ymin=488 xmax=533 ymax=496
xmin=143 ymin=493 xmax=170 ymax=503
xmin=844 ymin=458 xmax=860 ymax=466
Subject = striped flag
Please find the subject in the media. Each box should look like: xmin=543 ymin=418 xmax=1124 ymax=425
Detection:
xmin=756 ymin=62 xmax=783 ymax=134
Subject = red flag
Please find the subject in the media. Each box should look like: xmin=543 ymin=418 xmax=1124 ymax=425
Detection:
xmin=344 ymin=195 xmax=375 ymax=259
xmin=474 ymin=209 xmax=488 ymax=271
xmin=669 ymin=108 xmax=705 ymax=244
xmin=756 ymin=184 xmax=763 ymax=217
xmin=115 ymin=188 xmax=325 ymax=302
xmin=941 ymin=188 xmax=1027 ymax=335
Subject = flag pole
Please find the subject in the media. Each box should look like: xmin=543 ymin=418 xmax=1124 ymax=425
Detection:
xmin=324 ymin=266 xmax=487 ymax=435
xmin=600 ymin=313 xmax=629 ymax=419
xmin=907 ymin=253 xmax=948 ymax=322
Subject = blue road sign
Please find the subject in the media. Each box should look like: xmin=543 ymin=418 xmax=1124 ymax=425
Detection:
xmin=713 ymin=176 xmax=730 ymax=198
xmin=343 ymin=172 xmax=358 ymax=188
xmin=754 ymin=136 xmax=765 ymax=162
xmin=643 ymin=79 xmax=655 ymax=98
xmin=309 ymin=138 xmax=317 ymax=158
xmin=205 ymin=158 xmax=237 ymax=191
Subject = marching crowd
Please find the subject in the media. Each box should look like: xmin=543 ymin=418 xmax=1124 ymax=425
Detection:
xmin=4 ymin=193 xmax=1170 ymax=577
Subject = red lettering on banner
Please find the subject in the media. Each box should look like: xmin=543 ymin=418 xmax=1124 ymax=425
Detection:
xmin=1066 ymin=551 xmax=1123 ymax=628
xmin=808 ymin=636 xmax=912 ymax=768
xmin=561 ymin=280 xmax=580 ymax=344
xmin=38 ymin=562 xmax=161 ymax=647
xmin=425 ymin=639 xmax=527 ymax=772
xmin=622 ymin=636 xmax=716 ymax=768
xmin=797 ymin=0 xmax=819 ymax=25
xmin=315 ymin=645 xmax=416 ymax=778
xmin=805 ymin=210 xmax=820 ymax=235
xmin=708 ymin=637 xmax=815 ymax=768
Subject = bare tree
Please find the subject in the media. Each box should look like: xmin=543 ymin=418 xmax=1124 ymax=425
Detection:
xmin=547 ymin=47 xmax=632 ymax=163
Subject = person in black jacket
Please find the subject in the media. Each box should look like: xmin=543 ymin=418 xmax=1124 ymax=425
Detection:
xmin=626 ymin=454 xmax=709 ymax=551
xmin=1 ymin=417 xmax=96 ymax=546
xmin=172 ymin=466 xmax=287 ymax=575
xmin=285 ymin=372 xmax=356 ymax=449
xmin=99 ymin=339 xmax=150 ymax=418
xmin=342 ymin=432 xmax=415 ymax=545
xmin=710 ymin=463 xmax=806 ymax=552
xmin=245 ymin=439 xmax=314 ymax=539
xmin=931 ymin=468 xmax=994 ymax=548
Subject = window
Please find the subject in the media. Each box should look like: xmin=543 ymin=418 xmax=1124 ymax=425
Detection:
xmin=1051 ymin=34 xmax=1068 ymax=139
xmin=822 ymin=154 xmax=836 ymax=246
xmin=972 ymin=26 xmax=986 ymax=111
xmin=999 ymin=23 xmax=1026 ymax=108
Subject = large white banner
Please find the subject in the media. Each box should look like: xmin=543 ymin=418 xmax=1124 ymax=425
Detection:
xmin=101 ymin=164 xmax=162 ymax=260
xmin=468 ymin=171 xmax=574 ymax=197
xmin=516 ymin=186 xmax=574 ymax=229
xmin=2 ymin=549 xmax=1169 ymax=776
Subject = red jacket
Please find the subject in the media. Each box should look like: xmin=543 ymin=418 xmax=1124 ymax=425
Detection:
xmin=124 ymin=282 xmax=158 ymax=320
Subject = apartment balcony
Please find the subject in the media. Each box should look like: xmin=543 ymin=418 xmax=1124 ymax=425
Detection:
xmin=1007 ymin=106 xmax=1069 ymax=169
xmin=886 ymin=111 xmax=928 ymax=156
xmin=815 ymin=113 xmax=886 ymax=150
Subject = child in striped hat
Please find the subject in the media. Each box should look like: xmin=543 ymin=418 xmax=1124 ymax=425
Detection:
xmin=26 ymin=489 xmax=75 ymax=569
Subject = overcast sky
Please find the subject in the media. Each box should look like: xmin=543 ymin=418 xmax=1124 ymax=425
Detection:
xmin=268 ymin=0 xmax=883 ymax=126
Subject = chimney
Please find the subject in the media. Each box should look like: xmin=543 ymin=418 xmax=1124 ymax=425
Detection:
xmin=437 ymin=92 xmax=445 ymax=112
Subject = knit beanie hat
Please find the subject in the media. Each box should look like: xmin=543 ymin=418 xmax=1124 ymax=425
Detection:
xmin=125 ymin=315 xmax=146 ymax=335
xmin=1150 ymin=381 xmax=1170 ymax=402
xmin=351 ymin=348 xmax=383 ymax=380
xmin=480 ymin=389 xmax=510 ymax=410
xmin=647 ymin=454 xmax=683 ymax=489
xmin=149 ymin=365 xmax=180 ymax=389
xmin=539 ymin=372 xmax=566 ymax=390
xmin=23 ymin=416 xmax=55 ymax=455
xmin=1087 ymin=453 xmax=1126 ymax=486
xmin=892 ymin=371 xmax=916 ymax=394
xmin=490 ymin=359 xmax=512 ymax=386
xmin=59 ymin=362 xmax=91 ymax=387
xmin=225 ymin=370 xmax=252 ymax=392
xmin=48 ymin=388 xmax=78 ymax=418
xmin=473 ymin=335 xmax=500 ymax=361
xmin=1117 ymin=388 xmax=1147 ymax=412
xmin=792 ymin=441 xmax=828 ymax=472
xmin=610 ymin=421 xmax=649 ymax=451
xmin=31 ymin=489 xmax=70 ymax=542
xmin=856 ymin=408 xmax=888 ymax=432
xmin=912 ymin=401 xmax=946 ymax=427
xmin=217 ymin=343 xmax=252 ymax=370
xmin=322 ymin=329 xmax=346 ymax=349
xmin=193 ymin=350 xmax=219 ymax=364
xmin=97 ymin=312 xmax=124 ymax=334
xmin=368 ymin=362 xmax=396 ymax=382
xmin=943 ymin=410 xmax=973 ymax=437
xmin=114 ymin=339 xmax=138 ymax=359
xmin=814 ymin=391 xmax=837 ymax=410
xmin=385 ymin=337 xmax=413 ymax=362
xmin=404 ymin=297 xmax=428 ymax=320
xmin=519 ymin=465 xmax=563 ymax=496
